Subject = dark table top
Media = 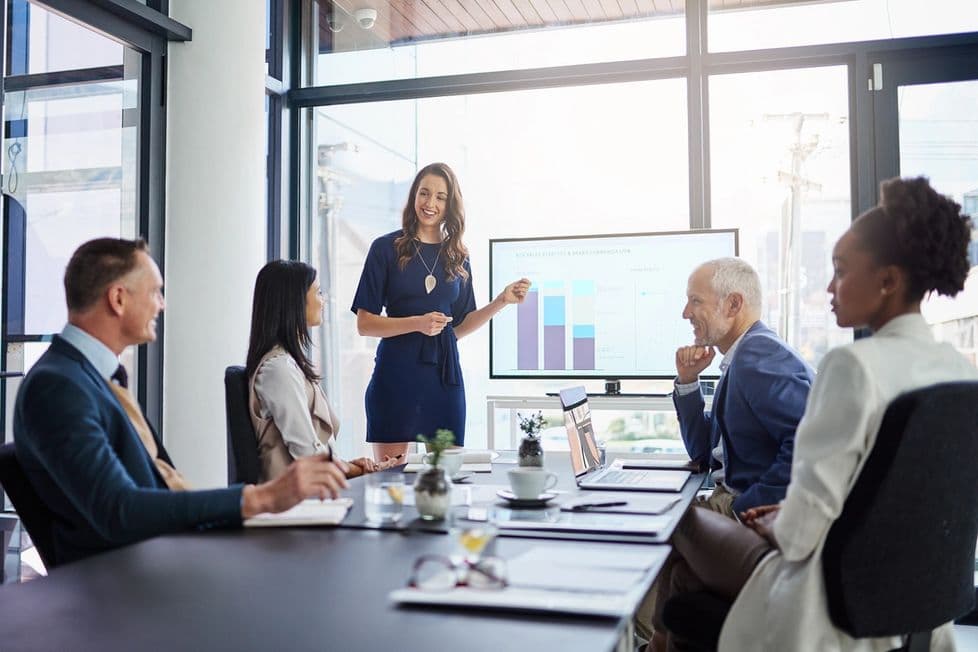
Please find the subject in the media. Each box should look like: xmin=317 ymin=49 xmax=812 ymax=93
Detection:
xmin=0 ymin=452 xmax=701 ymax=652
xmin=0 ymin=526 xmax=653 ymax=652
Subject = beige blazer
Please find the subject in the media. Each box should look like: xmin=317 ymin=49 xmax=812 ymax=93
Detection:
xmin=248 ymin=346 xmax=339 ymax=482
xmin=720 ymin=313 xmax=978 ymax=651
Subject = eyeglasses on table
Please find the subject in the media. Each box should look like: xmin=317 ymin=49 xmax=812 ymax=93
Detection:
xmin=407 ymin=554 xmax=508 ymax=592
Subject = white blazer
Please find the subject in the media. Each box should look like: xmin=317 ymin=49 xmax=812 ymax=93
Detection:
xmin=720 ymin=313 xmax=978 ymax=652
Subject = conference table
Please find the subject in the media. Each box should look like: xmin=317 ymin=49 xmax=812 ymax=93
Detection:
xmin=0 ymin=452 xmax=704 ymax=652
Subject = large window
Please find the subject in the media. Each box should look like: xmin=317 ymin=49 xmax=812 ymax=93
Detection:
xmin=898 ymin=79 xmax=978 ymax=364
xmin=307 ymin=78 xmax=690 ymax=455
xmin=710 ymin=65 xmax=852 ymax=364
xmin=309 ymin=0 xmax=686 ymax=86
xmin=3 ymin=1 xmax=142 ymax=441
xmin=292 ymin=1 xmax=978 ymax=458
xmin=709 ymin=0 xmax=978 ymax=53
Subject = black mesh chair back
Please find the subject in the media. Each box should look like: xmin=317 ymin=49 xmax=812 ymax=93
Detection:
xmin=823 ymin=381 xmax=978 ymax=646
xmin=664 ymin=381 xmax=978 ymax=652
xmin=224 ymin=366 xmax=261 ymax=485
xmin=0 ymin=443 xmax=59 ymax=568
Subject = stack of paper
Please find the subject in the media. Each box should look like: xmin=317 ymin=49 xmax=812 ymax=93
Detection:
xmin=244 ymin=498 xmax=353 ymax=527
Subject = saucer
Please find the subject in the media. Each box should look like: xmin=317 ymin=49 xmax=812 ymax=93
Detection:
xmin=451 ymin=472 xmax=474 ymax=483
xmin=496 ymin=489 xmax=557 ymax=509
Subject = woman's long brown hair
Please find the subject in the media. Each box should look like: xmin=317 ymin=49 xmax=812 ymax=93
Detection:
xmin=394 ymin=162 xmax=469 ymax=283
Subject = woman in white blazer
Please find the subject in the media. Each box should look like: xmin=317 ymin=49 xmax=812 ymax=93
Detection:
xmin=245 ymin=260 xmax=395 ymax=482
xmin=653 ymin=176 xmax=977 ymax=652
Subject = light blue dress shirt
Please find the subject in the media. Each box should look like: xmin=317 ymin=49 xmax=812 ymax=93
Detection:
xmin=60 ymin=323 xmax=120 ymax=381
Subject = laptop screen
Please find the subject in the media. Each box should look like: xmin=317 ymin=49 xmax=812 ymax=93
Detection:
xmin=559 ymin=386 xmax=603 ymax=477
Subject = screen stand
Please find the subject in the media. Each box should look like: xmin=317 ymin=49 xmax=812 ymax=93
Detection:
xmin=604 ymin=379 xmax=621 ymax=395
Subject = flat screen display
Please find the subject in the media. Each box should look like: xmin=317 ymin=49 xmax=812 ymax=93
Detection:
xmin=489 ymin=229 xmax=739 ymax=379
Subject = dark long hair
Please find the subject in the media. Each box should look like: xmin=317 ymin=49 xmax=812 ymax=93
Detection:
xmin=394 ymin=162 xmax=469 ymax=282
xmin=245 ymin=260 xmax=319 ymax=382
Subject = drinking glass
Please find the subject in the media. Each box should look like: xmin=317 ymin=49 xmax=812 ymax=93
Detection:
xmin=364 ymin=472 xmax=405 ymax=524
xmin=449 ymin=505 xmax=498 ymax=562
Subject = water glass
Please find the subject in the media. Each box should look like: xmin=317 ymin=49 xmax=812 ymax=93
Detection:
xmin=449 ymin=505 xmax=498 ymax=562
xmin=364 ymin=472 xmax=405 ymax=525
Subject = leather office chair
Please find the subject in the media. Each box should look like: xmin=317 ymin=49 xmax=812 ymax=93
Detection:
xmin=0 ymin=442 xmax=59 ymax=569
xmin=224 ymin=365 xmax=261 ymax=485
xmin=662 ymin=381 xmax=978 ymax=652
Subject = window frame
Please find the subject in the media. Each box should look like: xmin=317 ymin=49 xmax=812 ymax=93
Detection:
xmin=0 ymin=0 xmax=190 ymax=454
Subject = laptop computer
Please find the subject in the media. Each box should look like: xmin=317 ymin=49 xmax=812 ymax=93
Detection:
xmin=559 ymin=386 xmax=691 ymax=493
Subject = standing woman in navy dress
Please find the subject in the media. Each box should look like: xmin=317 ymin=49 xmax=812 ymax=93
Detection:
xmin=352 ymin=162 xmax=530 ymax=461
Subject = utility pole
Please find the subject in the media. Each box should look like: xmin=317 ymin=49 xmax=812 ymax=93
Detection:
xmin=763 ymin=112 xmax=826 ymax=344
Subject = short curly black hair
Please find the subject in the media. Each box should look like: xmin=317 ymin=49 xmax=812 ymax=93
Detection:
xmin=851 ymin=176 xmax=972 ymax=303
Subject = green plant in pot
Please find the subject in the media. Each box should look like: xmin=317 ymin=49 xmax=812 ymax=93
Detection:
xmin=517 ymin=411 xmax=546 ymax=467
xmin=414 ymin=429 xmax=455 ymax=520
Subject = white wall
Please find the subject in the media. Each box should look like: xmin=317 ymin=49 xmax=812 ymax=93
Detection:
xmin=163 ymin=0 xmax=265 ymax=487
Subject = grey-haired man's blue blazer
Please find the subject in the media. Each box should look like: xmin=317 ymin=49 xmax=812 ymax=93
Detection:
xmin=14 ymin=336 xmax=242 ymax=565
xmin=674 ymin=321 xmax=814 ymax=514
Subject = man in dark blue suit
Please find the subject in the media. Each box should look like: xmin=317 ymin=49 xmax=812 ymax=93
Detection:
xmin=674 ymin=257 xmax=814 ymax=517
xmin=14 ymin=238 xmax=349 ymax=566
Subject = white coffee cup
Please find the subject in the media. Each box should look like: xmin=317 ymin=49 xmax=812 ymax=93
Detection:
xmin=507 ymin=468 xmax=558 ymax=499
xmin=426 ymin=448 xmax=464 ymax=477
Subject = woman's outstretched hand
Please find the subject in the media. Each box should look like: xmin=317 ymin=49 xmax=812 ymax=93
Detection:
xmin=348 ymin=457 xmax=380 ymax=478
xmin=499 ymin=278 xmax=531 ymax=304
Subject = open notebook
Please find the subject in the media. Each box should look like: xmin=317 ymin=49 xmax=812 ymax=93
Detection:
xmin=244 ymin=498 xmax=353 ymax=527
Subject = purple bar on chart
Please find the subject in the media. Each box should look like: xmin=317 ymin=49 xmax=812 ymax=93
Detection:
xmin=544 ymin=326 xmax=565 ymax=370
xmin=573 ymin=338 xmax=595 ymax=370
xmin=517 ymin=290 xmax=538 ymax=370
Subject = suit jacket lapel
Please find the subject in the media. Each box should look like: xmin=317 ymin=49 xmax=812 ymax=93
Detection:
xmin=711 ymin=373 xmax=731 ymax=453
xmin=56 ymin=337 xmax=169 ymax=487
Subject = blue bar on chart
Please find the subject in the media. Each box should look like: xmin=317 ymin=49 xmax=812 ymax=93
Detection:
xmin=543 ymin=282 xmax=565 ymax=370
xmin=517 ymin=288 xmax=539 ymax=370
xmin=572 ymin=280 xmax=595 ymax=370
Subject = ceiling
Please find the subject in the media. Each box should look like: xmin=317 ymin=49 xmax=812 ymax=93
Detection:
xmin=316 ymin=0 xmax=836 ymax=48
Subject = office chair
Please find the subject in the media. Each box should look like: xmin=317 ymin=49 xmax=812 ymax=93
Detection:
xmin=662 ymin=381 xmax=978 ymax=652
xmin=224 ymin=365 xmax=261 ymax=485
xmin=0 ymin=443 xmax=59 ymax=569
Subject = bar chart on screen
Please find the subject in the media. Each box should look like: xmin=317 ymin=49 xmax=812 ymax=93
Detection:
xmin=491 ymin=230 xmax=738 ymax=379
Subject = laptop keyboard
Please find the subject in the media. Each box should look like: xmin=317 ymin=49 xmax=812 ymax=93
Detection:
xmin=597 ymin=470 xmax=650 ymax=485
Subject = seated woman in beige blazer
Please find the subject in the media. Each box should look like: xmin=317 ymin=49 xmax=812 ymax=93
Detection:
xmin=653 ymin=176 xmax=978 ymax=652
xmin=246 ymin=260 xmax=390 ymax=482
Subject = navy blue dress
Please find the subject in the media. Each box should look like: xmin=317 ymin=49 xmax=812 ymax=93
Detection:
xmin=351 ymin=230 xmax=477 ymax=444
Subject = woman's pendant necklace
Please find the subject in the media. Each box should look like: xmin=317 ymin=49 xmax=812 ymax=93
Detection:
xmin=415 ymin=242 xmax=441 ymax=294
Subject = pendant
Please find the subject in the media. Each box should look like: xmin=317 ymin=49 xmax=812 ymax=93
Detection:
xmin=425 ymin=274 xmax=437 ymax=294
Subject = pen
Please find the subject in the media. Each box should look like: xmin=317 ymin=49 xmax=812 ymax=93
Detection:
xmin=570 ymin=501 xmax=628 ymax=511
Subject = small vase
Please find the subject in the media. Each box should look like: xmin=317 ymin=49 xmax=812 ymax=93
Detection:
xmin=518 ymin=433 xmax=544 ymax=467
xmin=413 ymin=466 xmax=451 ymax=520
